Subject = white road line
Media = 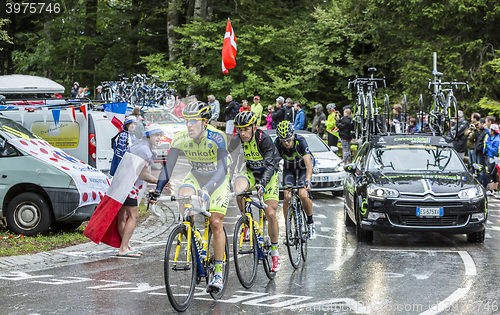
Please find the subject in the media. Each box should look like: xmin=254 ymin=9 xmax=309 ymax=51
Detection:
xmin=418 ymin=287 xmax=470 ymax=315
xmin=315 ymin=214 xmax=327 ymax=219
xmin=457 ymin=251 xmax=476 ymax=276
xmin=326 ymin=248 xmax=355 ymax=271
xmin=486 ymin=233 xmax=492 ymax=239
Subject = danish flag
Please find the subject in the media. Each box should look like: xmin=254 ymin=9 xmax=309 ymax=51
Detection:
xmin=222 ymin=18 xmax=237 ymax=73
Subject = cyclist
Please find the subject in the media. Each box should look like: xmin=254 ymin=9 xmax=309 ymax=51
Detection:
xmin=150 ymin=101 xmax=230 ymax=293
xmin=229 ymin=111 xmax=282 ymax=272
xmin=275 ymin=121 xmax=316 ymax=240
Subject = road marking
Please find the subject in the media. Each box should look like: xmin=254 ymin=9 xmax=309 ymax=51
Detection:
xmin=419 ymin=287 xmax=470 ymax=315
xmin=315 ymin=214 xmax=327 ymax=219
xmin=486 ymin=226 xmax=500 ymax=231
xmin=457 ymin=251 xmax=476 ymax=276
xmin=320 ymin=227 xmax=333 ymax=232
xmin=326 ymin=247 xmax=355 ymax=271
xmin=486 ymin=233 xmax=492 ymax=239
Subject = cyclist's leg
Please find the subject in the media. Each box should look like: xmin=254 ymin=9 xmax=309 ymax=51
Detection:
xmin=178 ymin=171 xmax=199 ymax=211
xmin=282 ymin=168 xmax=296 ymax=220
xmin=234 ymin=168 xmax=253 ymax=212
xmin=296 ymin=169 xmax=315 ymax=239
xmin=263 ymin=172 xmax=281 ymax=272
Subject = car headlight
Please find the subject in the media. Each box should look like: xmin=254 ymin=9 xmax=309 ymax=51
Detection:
xmin=333 ymin=162 xmax=344 ymax=172
xmin=458 ymin=187 xmax=483 ymax=200
xmin=367 ymin=185 xmax=399 ymax=200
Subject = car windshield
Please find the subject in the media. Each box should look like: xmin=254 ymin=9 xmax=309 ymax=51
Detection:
xmin=0 ymin=116 xmax=38 ymax=140
xmin=367 ymin=146 xmax=465 ymax=172
xmin=143 ymin=111 xmax=183 ymax=124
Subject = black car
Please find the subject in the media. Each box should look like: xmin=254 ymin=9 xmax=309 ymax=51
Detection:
xmin=343 ymin=134 xmax=487 ymax=243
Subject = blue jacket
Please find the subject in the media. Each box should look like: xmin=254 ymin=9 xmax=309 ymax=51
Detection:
xmin=294 ymin=109 xmax=305 ymax=130
xmin=484 ymin=134 xmax=500 ymax=158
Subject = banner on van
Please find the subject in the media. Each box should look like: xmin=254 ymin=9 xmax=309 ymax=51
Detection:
xmin=8 ymin=138 xmax=110 ymax=206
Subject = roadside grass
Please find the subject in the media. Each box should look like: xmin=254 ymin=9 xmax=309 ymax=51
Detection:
xmin=0 ymin=199 xmax=150 ymax=257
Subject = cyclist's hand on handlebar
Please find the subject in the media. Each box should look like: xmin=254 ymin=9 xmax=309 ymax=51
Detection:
xmin=198 ymin=187 xmax=210 ymax=205
xmin=149 ymin=190 xmax=161 ymax=204
xmin=304 ymin=180 xmax=312 ymax=192
xmin=256 ymin=184 xmax=265 ymax=197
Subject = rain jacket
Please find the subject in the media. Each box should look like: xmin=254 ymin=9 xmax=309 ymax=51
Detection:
xmin=325 ymin=111 xmax=339 ymax=138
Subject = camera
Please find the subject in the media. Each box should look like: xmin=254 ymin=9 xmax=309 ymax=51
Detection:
xmin=470 ymin=124 xmax=475 ymax=128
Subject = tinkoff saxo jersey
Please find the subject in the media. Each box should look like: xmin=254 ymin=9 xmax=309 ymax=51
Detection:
xmin=170 ymin=125 xmax=229 ymax=176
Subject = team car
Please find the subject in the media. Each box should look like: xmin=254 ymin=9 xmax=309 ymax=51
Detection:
xmin=264 ymin=130 xmax=345 ymax=195
xmin=343 ymin=134 xmax=487 ymax=243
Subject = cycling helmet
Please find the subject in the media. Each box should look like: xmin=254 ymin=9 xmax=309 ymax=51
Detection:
xmin=182 ymin=101 xmax=212 ymax=120
xmin=234 ymin=111 xmax=257 ymax=128
xmin=276 ymin=121 xmax=294 ymax=140
xmin=326 ymin=103 xmax=336 ymax=111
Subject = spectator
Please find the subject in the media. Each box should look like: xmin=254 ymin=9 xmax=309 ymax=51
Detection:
xmin=239 ymin=99 xmax=251 ymax=112
xmin=485 ymin=123 xmax=500 ymax=196
xmin=83 ymin=86 xmax=90 ymax=98
xmin=389 ymin=104 xmax=403 ymax=133
xmin=486 ymin=115 xmax=495 ymax=133
xmin=271 ymin=96 xmax=286 ymax=128
xmin=224 ymin=95 xmax=239 ymax=142
xmin=251 ymin=95 xmax=263 ymax=126
xmin=324 ymin=103 xmax=340 ymax=147
xmin=407 ymin=118 xmax=418 ymax=133
xmin=96 ymin=85 xmax=103 ymax=101
xmin=173 ymin=94 xmax=185 ymax=118
xmin=284 ymin=98 xmax=295 ymax=123
xmin=293 ymin=102 xmax=306 ymax=130
xmin=476 ymin=118 xmax=488 ymax=188
xmin=336 ymin=107 xmax=354 ymax=163
xmin=78 ymin=87 xmax=84 ymax=98
xmin=110 ymin=116 xmax=137 ymax=176
xmin=312 ymin=104 xmax=326 ymax=139
xmin=207 ymin=94 xmax=220 ymax=126
xmin=453 ymin=110 xmax=469 ymax=159
xmin=266 ymin=105 xmax=274 ymax=130
xmin=465 ymin=113 xmax=481 ymax=172
xmin=131 ymin=106 xmax=145 ymax=140
xmin=70 ymin=82 xmax=79 ymax=98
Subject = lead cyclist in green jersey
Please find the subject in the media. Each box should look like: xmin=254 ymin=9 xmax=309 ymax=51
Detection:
xmin=229 ymin=111 xmax=282 ymax=272
xmin=151 ymin=101 xmax=230 ymax=292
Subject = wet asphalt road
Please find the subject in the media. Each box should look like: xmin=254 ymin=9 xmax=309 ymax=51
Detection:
xmin=2 ymin=160 xmax=500 ymax=314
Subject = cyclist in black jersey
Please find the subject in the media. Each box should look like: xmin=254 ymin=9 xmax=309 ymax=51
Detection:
xmin=228 ymin=111 xmax=283 ymax=272
xmin=151 ymin=101 xmax=230 ymax=293
xmin=275 ymin=121 xmax=316 ymax=239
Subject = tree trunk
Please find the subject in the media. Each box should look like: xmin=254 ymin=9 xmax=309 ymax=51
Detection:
xmin=167 ymin=0 xmax=180 ymax=61
xmin=194 ymin=0 xmax=207 ymax=20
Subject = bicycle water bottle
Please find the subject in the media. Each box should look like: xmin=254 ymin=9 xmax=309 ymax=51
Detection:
xmin=194 ymin=229 xmax=205 ymax=258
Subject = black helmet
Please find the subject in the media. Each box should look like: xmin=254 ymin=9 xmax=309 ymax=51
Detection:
xmin=182 ymin=101 xmax=212 ymax=120
xmin=234 ymin=111 xmax=257 ymax=128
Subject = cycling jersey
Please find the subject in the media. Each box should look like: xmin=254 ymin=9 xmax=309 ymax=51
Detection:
xmin=228 ymin=129 xmax=280 ymax=188
xmin=274 ymin=134 xmax=314 ymax=170
xmin=156 ymin=125 xmax=229 ymax=195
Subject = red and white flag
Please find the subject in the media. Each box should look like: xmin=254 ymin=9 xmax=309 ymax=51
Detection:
xmin=103 ymin=102 xmax=127 ymax=131
xmin=222 ymin=18 xmax=237 ymax=73
xmin=83 ymin=150 xmax=146 ymax=248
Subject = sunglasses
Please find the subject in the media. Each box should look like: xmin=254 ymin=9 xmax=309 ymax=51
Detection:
xmin=281 ymin=137 xmax=293 ymax=143
xmin=185 ymin=118 xmax=202 ymax=125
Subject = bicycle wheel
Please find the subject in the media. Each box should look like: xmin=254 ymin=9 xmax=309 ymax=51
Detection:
xmin=427 ymin=94 xmax=442 ymax=135
xmin=445 ymin=94 xmax=458 ymax=140
xmin=286 ymin=205 xmax=301 ymax=269
xmin=365 ymin=94 xmax=373 ymax=139
xmin=260 ymin=215 xmax=276 ymax=280
xmin=298 ymin=201 xmax=308 ymax=262
xmin=164 ymin=225 xmax=197 ymax=312
xmin=233 ymin=215 xmax=258 ymax=289
xmin=418 ymin=94 xmax=424 ymax=131
xmin=207 ymin=227 xmax=230 ymax=299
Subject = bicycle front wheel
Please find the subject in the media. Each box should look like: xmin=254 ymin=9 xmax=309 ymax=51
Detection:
xmin=286 ymin=206 xmax=301 ymax=269
xmin=299 ymin=202 xmax=308 ymax=262
xmin=207 ymin=227 xmax=230 ymax=300
xmin=164 ymin=225 xmax=197 ymax=312
xmin=233 ymin=216 xmax=258 ymax=289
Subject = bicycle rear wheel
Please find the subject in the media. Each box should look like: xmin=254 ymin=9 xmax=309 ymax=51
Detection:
xmin=164 ymin=225 xmax=197 ymax=312
xmin=286 ymin=206 xmax=301 ymax=269
xmin=233 ymin=216 xmax=258 ymax=289
xmin=207 ymin=227 xmax=230 ymax=299
xmin=260 ymin=215 xmax=276 ymax=280
xmin=445 ymin=94 xmax=458 ymax=140
xmin=298 ymin=201 xmax=308 ymax=262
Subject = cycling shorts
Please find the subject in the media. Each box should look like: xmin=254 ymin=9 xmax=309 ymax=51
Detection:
xmin=179 ymin=171 xmax=230 ymax=215
xmin=236 ymin=168 xmax=279 ymax=202
xmin=282 ymin=168 xmax=307 ymax=187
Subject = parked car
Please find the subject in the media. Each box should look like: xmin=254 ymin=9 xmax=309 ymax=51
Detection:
xmin=0 ymin=115 xmax=109 ymax=235
xmin=343 ymin=134 xmax=487 ymax=243
xmin=264 ymin=129 xmax=345 ymax=195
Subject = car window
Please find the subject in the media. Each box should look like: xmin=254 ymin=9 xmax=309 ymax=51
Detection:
xmin=143 ymin=111 xmax=183 ymax=124
xmin=367 ymin=146 xmax=465 ymax=171
xmin=355 ymin=143 xmax=369 ymax=169
xmin=299 ymin=134 xmax=329 ymax=152
xmin=0 ymin=116 xmax=38 ymax=140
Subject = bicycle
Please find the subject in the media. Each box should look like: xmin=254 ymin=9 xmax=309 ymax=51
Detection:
xmin=280 ymin=185 xmax=310 ymax=269
xmin=232 ymin=190 xmax=276 ymax=289
xmin=426 ymin=71 xmax=469 ymax=139
xmin=151 ymin=195 xmax=229 ymax=312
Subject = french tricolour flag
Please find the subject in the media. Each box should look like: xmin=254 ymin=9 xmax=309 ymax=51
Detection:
xmin=83 ymin=150 xmax=147 ymax=248
xmin=103 ymin=102 xmax=127 ymax=131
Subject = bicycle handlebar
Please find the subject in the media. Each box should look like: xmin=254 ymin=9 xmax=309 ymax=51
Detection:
xmin=231 ymin=191 xmax=268 ymax=209
xmin=147 ymin=194 xmax=211 ymax=217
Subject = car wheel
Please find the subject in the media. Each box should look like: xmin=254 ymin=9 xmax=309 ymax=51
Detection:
xmin=5 ymin=192 xmax=53 ymax=236
xmin=344 ymin=204 xmax=355 ymax=227
xmin=467 ymin=230 xmax=485 ymax=243
xmin=355 ymin=199 xmax=373 ymax=242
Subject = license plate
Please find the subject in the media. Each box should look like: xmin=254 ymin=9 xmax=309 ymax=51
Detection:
xmin=156 ymin=150 xmax=169 ymax=156
xmin=416 ymin=207 xmax=443 ymax=217
xmin=312 ymin=175 xmax=328 ymax=182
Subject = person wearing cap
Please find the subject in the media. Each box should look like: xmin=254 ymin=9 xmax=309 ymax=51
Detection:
xmin=110 ymin=116 xmax=138 ymax=176
xmin=485 ymin=122 xmax=500 ymax=197
xmin=311 ymin=104 xmax=326 ymax=138
xmin=324 ymin=103 xmax=340 ymax=147
xmin=84 ymin=123 xmax=162 ymax=258
xmin=251 ymin=95 xmax=263 ymax=126
xmin=271 ymin=96 xmax=286 ymax=129
xmin=96 ymin=85 xmax=103 ymax=101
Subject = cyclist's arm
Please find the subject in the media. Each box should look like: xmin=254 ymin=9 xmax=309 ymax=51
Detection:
xmin=155 ymin=147 xmax=180 ymax=193
xmin=258 ymin=133 xmax=280 ymax=187
xmin=227 ymin=135 xmax=241 ymax=154
xmin=204 ymin=148 xmax=229 ymax=194
xmin=303 ymin=154 xmax=313 ymax=182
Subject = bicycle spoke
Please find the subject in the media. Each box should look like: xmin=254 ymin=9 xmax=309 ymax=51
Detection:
xmin=233 ymin=216 xmax=258 ymax=289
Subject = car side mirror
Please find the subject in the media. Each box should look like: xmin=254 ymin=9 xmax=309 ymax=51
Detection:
xmin=344 ymin=163 xmax=357 ymax=173
xmin=330 ymin=146 xmax=339 ymax=152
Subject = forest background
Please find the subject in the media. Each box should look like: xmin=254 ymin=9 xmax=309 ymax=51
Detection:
xmin=1 ymin=0 xmax=500 ymax=120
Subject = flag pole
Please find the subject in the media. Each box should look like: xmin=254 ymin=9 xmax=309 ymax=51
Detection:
xmin=238 ymin=58 xmax=247 ymax=98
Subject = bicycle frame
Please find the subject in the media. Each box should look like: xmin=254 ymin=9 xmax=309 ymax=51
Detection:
xmin=239 ymin=193 xmax=266 ymax=260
